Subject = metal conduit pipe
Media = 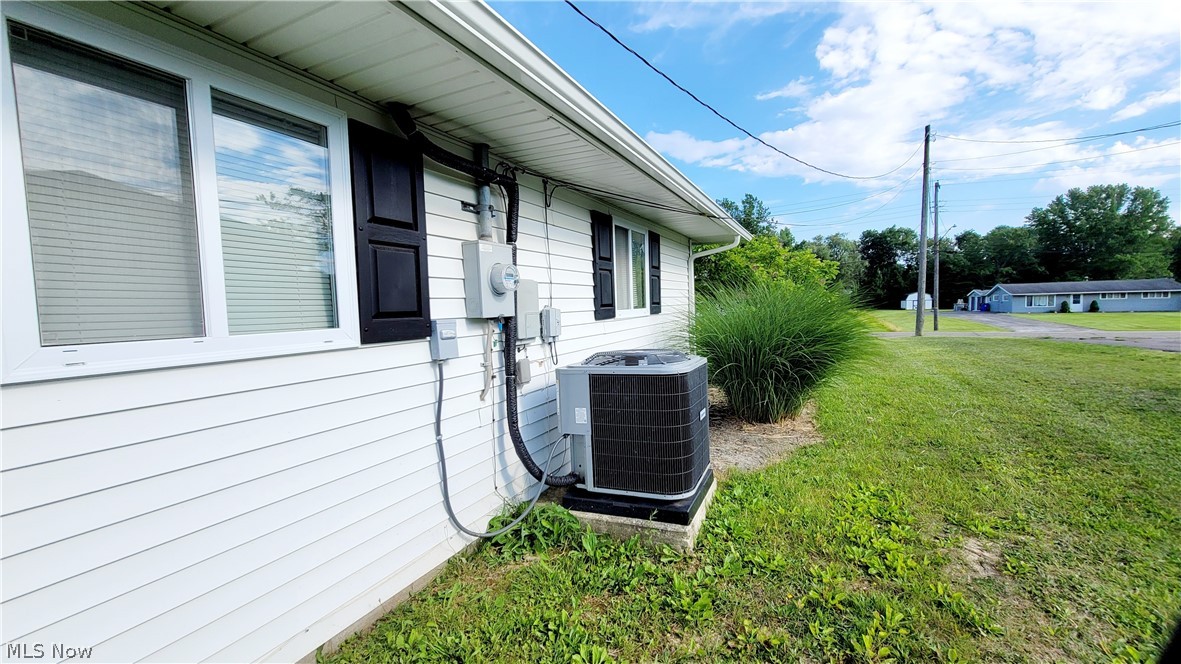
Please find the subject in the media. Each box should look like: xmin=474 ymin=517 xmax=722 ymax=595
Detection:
xmin=389 ymin=105 xmax=579 ymax=488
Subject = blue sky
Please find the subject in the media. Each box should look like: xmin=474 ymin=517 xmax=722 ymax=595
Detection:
xmin=489 ymin=1 xmax=1181 ymax=242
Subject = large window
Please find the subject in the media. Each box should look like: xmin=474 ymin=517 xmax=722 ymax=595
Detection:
xmin=1025 ymin=295 xmax=1051 ymax=307
xmin=2 ymin=10 xmax=356 ymax=382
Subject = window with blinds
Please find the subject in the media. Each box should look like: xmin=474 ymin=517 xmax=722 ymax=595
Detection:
xmin=8 ymin=23 xmax=204 ymax=346
xmin=212 ymin=90 xmax=336 ymax=335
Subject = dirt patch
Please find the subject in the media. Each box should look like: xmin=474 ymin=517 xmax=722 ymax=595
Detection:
xmin=708 ymin=387 xmax=824 ymax=474
xmin=957 ymin=537 xmax=1001 ymax=580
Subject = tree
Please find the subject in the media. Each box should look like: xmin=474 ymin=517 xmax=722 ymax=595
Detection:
xmin=804 ymin=233 xmax=866 ymax=294
xmin=982 ymin=225 xmax=1041 ymax=284
xmin=857 ymin=226 xmax=918 ymax=308
xmin=1171 ymin=227 xmax=1181 ymax=281
xmin=695 ymin=235 xmax=838 ymax=291
xmin=717 ymin=193 xmax=776 ymax=236
xmin=1026 ymin=184 xmax=1174 ymax=281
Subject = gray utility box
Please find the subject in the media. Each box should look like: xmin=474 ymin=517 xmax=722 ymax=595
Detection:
xmin=557 ymin=350 xmax=711 ymax=501
xmin=461 ymin=240 xmax=517 ymax=318
xmin=516 ymin=279 xmax=540 ymax=339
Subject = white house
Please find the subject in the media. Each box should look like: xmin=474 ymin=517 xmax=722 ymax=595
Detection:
xmin=0 ymin=2 xmax=748 ymax=662
xmin=900 ymin=292 xmax=933 ymax=310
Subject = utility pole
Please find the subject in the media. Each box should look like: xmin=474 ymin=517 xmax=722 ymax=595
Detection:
xmin=933 ymin=181 xmax=941 ymax=331
xmin=915 ymin=125 xmax=930 ymax=337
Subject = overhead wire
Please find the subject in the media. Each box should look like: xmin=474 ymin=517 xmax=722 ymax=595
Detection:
xmin=938 ymin=120 xmax=1180 ymax=144
xmin=563 ymin=0 xmax=921 ymax=181
xmin=935 ymin=141 xmax=1180 ymax=172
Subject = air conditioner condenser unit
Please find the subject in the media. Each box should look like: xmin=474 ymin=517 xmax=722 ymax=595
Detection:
xmin=557 ymin=349 xmax=711 ymax=501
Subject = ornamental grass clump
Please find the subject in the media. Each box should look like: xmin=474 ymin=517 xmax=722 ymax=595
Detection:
xmin=687 ymin=281 xmax=872 ymax=423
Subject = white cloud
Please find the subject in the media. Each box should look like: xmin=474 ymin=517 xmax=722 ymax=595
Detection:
xmin=1112 ymin=85 xmax=1181 ymax=122
xmin=630 ymin=1 xmax=795 ymax=33
xmin=756 ymin=76 xmax=811 ymax=101
xmin=644 ymin=1 xmax=1181 ymax=187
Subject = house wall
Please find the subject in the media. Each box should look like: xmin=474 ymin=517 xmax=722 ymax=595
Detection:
xmin=986 ymin=291 xmax=1014 ymax=313
xmin=0 ymin=6 xmax=695 ymax=663
xmin=1005 ymin=292 xmax=1181 ymax=313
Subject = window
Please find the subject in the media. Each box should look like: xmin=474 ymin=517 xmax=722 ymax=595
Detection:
xmin=1142 ymin=291 xmax=1170 ymax=299
xmin=588 ymin=211 xmax=659 ymax=320
xmin=1072 ymin=294 xmax=1082 ymax=305
xmin=1025 ymin=295 xmax=1051 ymax=307
xmin=1002 ymin=294 xmax=1010 ymax=301
xmin=2 ymin=11 xmax=357 ymax=382
xmin=1100 ymin=292 xmax=1127 ymax=300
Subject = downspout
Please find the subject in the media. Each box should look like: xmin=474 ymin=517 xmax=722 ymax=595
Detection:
xmin=688 ymin=234 xmax=742 ymax=315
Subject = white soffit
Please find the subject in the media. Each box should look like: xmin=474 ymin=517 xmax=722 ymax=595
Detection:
xmin=146 ymin=0 xmax=747 ymax=243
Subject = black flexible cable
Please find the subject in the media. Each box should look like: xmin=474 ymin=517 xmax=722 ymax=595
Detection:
xmin=390 ymin=104 xmax=579 ymax=488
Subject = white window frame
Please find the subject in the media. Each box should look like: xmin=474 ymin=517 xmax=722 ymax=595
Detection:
xmin=1 ymin=4 xmax=359 ymax=383
xmin=1025 ymin=295 xmax=1051 ymax=307
xmin=611 ymin=218 xmax=650 ymax=318
xmin=1141 ymin=291 xmax=1169 ymax=299
xmin=1099 ymin=292 xmax=1127 ymax=300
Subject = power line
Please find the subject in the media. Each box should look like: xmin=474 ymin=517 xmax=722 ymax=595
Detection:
xmin=776 ymin=167 xmax=923 ymax=228
xmin=938 ymin=120 xmax=1181 ymax=144
xmin=563 ymin=0 xmax=920 ymax=181
xmin=935 ymin=141 xmax=1180 ymax=172
xmin=937 ymin=159 xmax=1181 ymax=185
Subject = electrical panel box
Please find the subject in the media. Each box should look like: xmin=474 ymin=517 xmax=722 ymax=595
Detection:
xmin=516 ymin=358 xmax=532 ymax=385
xmin=516 ymin=279 xmax=540 ymax=339
xmin=541 ymin=306 xmax=561 ymax=341
xmin=430 ymin=319 xmax=459 ymax=361
xmin=462 ymin=240 xmax=518 ymax=318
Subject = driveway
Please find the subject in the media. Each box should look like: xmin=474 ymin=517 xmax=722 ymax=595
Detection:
xmin=878 ymin=312 xmax=1181 ymax=352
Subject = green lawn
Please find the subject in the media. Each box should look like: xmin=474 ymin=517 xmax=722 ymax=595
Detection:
xmin=1014 ymin=311 xmax=1181 ymax=331
xmin=867 ymin=309 xmax=1004 ymax=332
xmin=328 ymin=339 xmax=1181 ymax=664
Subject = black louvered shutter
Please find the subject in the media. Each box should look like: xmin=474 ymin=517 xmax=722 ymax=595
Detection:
xmin=590 ymin=211 xmax=616 ymax=320
xmin=349 ymin=120 xmax=431 ymax=344
xmin=648 ymin=230 xmax=662 ymax=314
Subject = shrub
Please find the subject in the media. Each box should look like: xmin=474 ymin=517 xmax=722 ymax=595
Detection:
xmin=1089 ymin=299 xmax=1101 ymax=312
xmin=686 ymin=281 xmax=873 ymax=423
xmin=1059 ymin=300 xmax=1070 ymax=313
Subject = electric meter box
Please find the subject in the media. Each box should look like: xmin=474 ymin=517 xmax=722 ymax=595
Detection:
xmin=462 ymin=240 xmax=517 ymax=318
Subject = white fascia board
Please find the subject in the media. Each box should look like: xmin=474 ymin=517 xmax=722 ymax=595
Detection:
xmin=395 ymin=0 xmax=750 ymax=242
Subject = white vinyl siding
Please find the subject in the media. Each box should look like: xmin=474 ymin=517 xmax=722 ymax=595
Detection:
xmin=0 ymin=167 xmax=693 ymax=663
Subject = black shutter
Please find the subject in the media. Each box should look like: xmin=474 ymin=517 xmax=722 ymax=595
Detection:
xmin=349 ymin=120 xmax=431 ymax=344
xmin=590 ymin=211 xmax=616 ymax=320
xmin=648 ymin=230 xmax=662 ymax=314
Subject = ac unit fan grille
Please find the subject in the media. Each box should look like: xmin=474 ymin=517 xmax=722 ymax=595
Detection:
xmin=589 ymin=364 xmax=710 ymax=495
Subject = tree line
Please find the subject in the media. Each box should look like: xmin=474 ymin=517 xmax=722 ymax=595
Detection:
xmin=698 ymin=185 xmax=1180 ymax=309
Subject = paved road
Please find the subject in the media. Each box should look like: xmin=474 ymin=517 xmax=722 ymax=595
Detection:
xmin=877 ymin=312 xmax=1181 ymax=352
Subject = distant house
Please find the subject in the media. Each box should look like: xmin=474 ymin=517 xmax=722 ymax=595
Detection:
xmin=980 ymin=278 xmax=1181 ymax=313
xmin=900 ymin=292 xmax=933 ymax=310
xmin=965 ymin=289 xmax=989 ymax=312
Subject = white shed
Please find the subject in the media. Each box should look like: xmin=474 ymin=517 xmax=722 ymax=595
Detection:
xmin=900 ymin=292 xmax=934 ymax=310
xmin=0 ymin=2 xmax=749 ymax=662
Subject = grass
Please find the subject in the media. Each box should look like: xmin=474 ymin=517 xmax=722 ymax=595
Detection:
xmin=326 ymin=339 xmax=1181 ymax=664
xmin=1013 ymin=311 xmax=1181 ymax=331
xmin=868 ymin=309 xmax=1004 ymax=332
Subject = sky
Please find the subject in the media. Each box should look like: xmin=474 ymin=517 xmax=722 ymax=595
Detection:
xmin=489 ymin=0 xmax=1181 ymax=243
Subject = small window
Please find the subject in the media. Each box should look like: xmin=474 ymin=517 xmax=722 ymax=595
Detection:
xmin=1072 ymin=294 xmax=1082 ymax=305
xmin=612 ymin=224 xmax=648 ymax=312
xmin=1100 ymin=292 xmax=1127 ymax=300
xmin=1142 ymin=291 xmax=1169 ymax=299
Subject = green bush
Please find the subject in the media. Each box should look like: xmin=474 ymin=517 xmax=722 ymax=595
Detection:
xmin=1089 ymin=299 xmax=1101 ymax=312
xmin=686 ymin=281 xmax=873 ymax=423
xmin=1059 ymin=300 xmax=1070 ymax=313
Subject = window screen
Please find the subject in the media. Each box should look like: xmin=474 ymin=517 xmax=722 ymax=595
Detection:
xmin=631 ymin=230 xmax=646 ymax=308
xmin=212 ymin=90 xmax=336 ymax=335
xmin=9 ymin=23 xmax=204 ymax=346
xmin=614 ymin=226 xmax=630 ymax=309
